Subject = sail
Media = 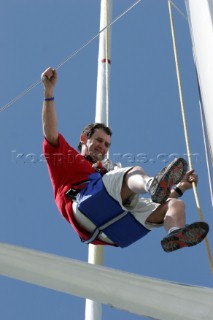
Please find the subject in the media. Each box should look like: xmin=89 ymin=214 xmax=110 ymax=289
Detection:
xmin=185 ymin=0 xmax=213 ymax=154
xmin=0 ymin=242 xmax=213 ymax=320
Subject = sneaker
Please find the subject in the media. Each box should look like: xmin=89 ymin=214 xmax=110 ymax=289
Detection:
xmin=161 ymin=222 xmax=209 ymax=252
xmin=149 ymin=158 xmax=187 ymax=204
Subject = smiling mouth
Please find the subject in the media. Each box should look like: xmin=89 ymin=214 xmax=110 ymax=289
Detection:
xmin=90 ymin=150 xmax=104 ymax=161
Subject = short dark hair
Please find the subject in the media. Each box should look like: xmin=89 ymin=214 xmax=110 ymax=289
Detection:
xmin=77 ymin=123 xmax=112 ymax=152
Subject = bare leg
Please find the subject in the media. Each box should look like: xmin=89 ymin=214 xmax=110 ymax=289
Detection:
xmin=156 ymin=199 xmax=209 ymax=252
xmin=121 ymin=158 xmax=188 ymax=205
xmin=146 ymin=198 xmax=185 ymax=232
xmin=121 ymin=166 xmax=152 ymax=205
xmin=120 ymin=167 xmax=208 ymax=252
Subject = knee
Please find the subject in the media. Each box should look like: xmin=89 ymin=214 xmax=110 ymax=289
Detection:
xmin=127 ymin=166 xmax=146 ymax=175
xmin=168 ymin=198 xmax=185 ymax=211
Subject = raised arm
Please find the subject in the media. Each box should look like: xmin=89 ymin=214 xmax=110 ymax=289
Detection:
xmin=41 ymin=67 xmax=59 ymax=146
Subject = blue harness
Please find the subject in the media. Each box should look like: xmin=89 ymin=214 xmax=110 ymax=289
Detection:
xmin=76 ymin=172 xmax=150 ymax=248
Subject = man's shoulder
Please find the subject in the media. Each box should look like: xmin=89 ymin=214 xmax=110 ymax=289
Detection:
xmin=43 ymin=133 xmax=75 ymax=151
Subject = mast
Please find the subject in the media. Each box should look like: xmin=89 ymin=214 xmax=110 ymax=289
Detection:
xmin=185 ymin=0 xmax=213 ymax=154
xmin=85 ymin=1 xmax=112 ymax=320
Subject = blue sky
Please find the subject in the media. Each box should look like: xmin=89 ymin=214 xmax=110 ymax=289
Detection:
xmin=0 ymin=0 xmax=213 ymax=319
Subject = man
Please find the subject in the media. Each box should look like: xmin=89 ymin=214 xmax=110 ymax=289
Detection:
xmin=41 ymin=67 xmax=209 ymax=252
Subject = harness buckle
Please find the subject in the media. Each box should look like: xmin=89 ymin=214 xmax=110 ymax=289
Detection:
xmin=65 ymin=180 xmax=89 ymax=200
xmin=65 ymin=188 xmax=80 ymax=200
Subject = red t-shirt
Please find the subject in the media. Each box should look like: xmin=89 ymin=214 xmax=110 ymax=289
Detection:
xmin=43 ymin=133 xmax=110 ymax=245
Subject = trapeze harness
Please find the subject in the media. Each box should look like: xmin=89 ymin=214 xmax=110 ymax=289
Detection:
xmin=65 ymin=160 xmax=150 ymax=248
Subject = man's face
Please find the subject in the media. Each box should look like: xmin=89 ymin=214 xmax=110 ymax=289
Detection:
xmin=81 ymin=128 xmax=111 ymax=161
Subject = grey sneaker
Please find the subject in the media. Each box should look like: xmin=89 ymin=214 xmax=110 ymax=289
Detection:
xmin=161 ymin=222 xmax=209 ymax=252
xmin=149 ymin=158 xmax=187 ymax=204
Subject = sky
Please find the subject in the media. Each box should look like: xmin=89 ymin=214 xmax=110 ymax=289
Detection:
xmin=0 ymin=0 xmax=213 ymax=319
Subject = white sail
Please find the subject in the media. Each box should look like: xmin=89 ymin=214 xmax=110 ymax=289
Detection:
xmin=185 ymin=0 xmax=213 ymax=154
xmin=0 ymin=242 xmax=212 ymax=320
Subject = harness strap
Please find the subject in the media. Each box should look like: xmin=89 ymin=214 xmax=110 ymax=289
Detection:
xmin=81 ymin=211 xmax=128 ymax=244
xmin=65 ymin=181 xmax=89 ymax=200
xmin=67 ymin=173 xmax=151 ymax=247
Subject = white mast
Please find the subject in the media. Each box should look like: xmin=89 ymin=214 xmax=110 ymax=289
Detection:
xmin=185 ymin=0 xmax=213 ymax=154
xmin=95 ymin=0 xmax=112 ymax=125
xmin=85 ymin=1 xmax=112 ymax=320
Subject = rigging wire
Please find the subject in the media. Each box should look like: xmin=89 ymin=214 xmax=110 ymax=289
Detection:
xmin=0 ymin=0 xmax=142 ymax=114
xmin=168 ymin=0 xmax=213 ymax=274
xmin=170 ymin=0 xmax=187 ymax=20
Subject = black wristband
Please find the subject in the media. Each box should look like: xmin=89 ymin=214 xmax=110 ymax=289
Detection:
xmin=44 ymin=97 xmax=54 ymax=101
xmin=173 ymin=186 xmax=183 ymax=197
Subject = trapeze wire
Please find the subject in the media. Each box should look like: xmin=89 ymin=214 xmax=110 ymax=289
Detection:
xmin=0 ymin=0 xmax=142 ymax=114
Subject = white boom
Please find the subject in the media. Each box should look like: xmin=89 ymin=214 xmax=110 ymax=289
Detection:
xmin=0 ymin=243 xmax=212 ymax=320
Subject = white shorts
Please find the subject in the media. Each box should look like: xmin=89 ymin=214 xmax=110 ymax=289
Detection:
xmin=102 ymin=167 xmax=162 ymax=230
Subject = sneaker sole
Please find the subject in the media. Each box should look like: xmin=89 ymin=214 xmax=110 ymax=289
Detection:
xmin=151 ymin=158 xmax=187 ymax=204
xmin=161 ymin=222 xmax=209 ymax=252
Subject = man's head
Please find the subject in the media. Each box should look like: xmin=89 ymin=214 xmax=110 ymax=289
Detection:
xmin=78 ymin=123 xmax=112 ymax=162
